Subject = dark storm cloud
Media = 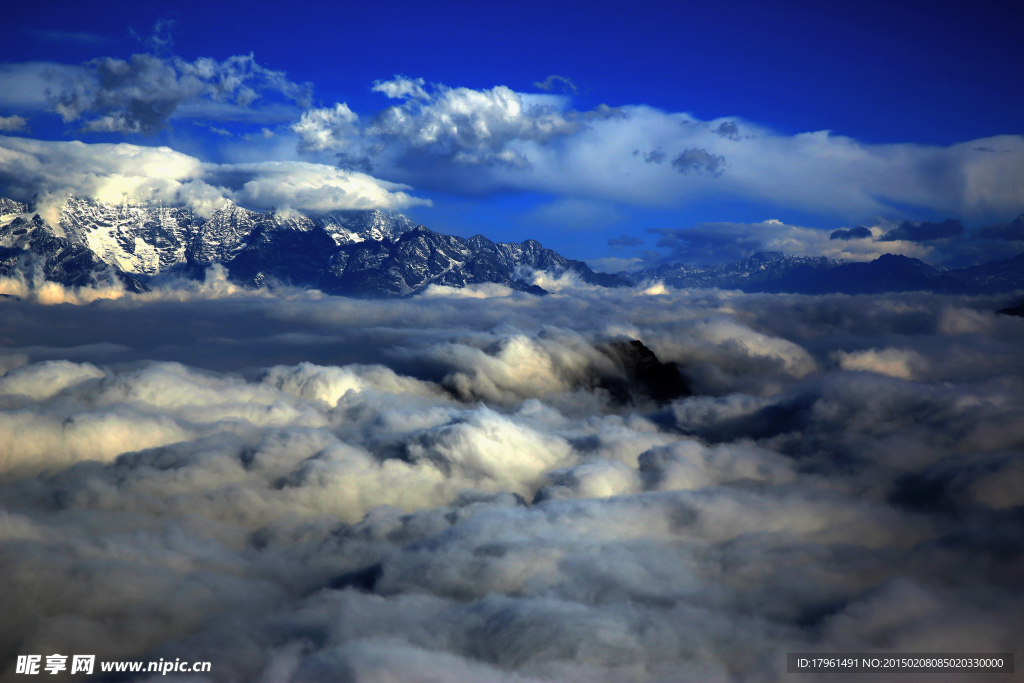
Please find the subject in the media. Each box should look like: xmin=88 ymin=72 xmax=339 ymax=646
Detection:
xmin=976 ymin=215 xmax=1024 ymax=241
xmin=879 ymin=218 xmax=965 ymax=242
xmin=829 ymin=225 xmax=872 ymax=240
xmin=671 ymin=148 xmax=726 ymax=177
xmin=1 ymin=285 xmax=1023 ymax=681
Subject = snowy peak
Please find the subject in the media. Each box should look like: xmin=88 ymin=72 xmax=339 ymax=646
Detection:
xmin=0 ymin=212 xmax=146 ymax=293
xmin=187 ymin=202 xmax=262 ymax=267
xmin=0 ymin=195 xmax=630 ymax=298
xmin=316 ymin=208 xmax=418 ymax=246
xmin=60 ymin=197 xmax=201 ymax=275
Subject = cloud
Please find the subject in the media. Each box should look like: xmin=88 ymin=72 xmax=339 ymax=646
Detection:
xmin=286 ymin=82 xmax=1024 ymax=222
xmin=975 ymin=215 xmax=1024 ymax=241
xmin=534 ymin=75 xmax=579 ymax=95
xmin=832 ymin=347 xmax=929 ymax=380
xmin=129 ymin=18 xmax=177 ymax=55
xmin=293 ymin=79 xmax=579 ymax=170
xmin=829 ymin=225 xmax=872 ymax=240
xmin=43 ymin=52 xmax=312 ymax=133
xmin=879 ymin=218 xmax=965 ymax=242
xmin=712 ymin=121 xmax=740 ymax=140
xmin=291 ymin=102 xmax=359 ymax=152
xmin=671 ymin=148 xmax=726 ymax=177
xmin=0 ymin=115 xmax=29 ymax=133
xmin=636 ymin=149 xmax=665 ymax=164
xmin=28 ymin=29 xmax=114 ymax=47
xmin=607 ymin=234 xmax=643 ymax=248
xmin=0 ymin=137 xmax=428 ymax=222
xmin=0 ymin=136 xmax=208 ymax=223
xmin=205 ymin=160 xmax=429 ymax=214
xmin=1 ymin=255 xmax=1024 ymax=681
xmin=371 ymin=75 xmax=429 ymax=100
xmin=649 ymin=219 xmax=930 ymax=266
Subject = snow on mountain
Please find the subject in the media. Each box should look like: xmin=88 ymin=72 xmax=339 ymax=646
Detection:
xmin=14 ymin=195 xmax=1017 ymax=300
xmin=0 ymin=198 xmax=31 ymax=228
xmin=317 ymin=209 xmax=417 ymax=246
xmin=0 ymin=196 xmax=631 ymax=297
xmin=60 ymin=197 xmax=201 ymax=275
xmin=0 ymin=213 xmax=147 ymax=293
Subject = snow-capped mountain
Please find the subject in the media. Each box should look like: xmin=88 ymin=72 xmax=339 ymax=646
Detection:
xmin=318 ymin=209 xmax=418 ymax=246
xmin=0 ymin=197 xmax=629 ymax=297
xmin=3 ymin=196 xmax=1021 ymax=299
xmin=0 ymin=213 xmax=146 ymax=293
xmin=627 ymin=252 xmax=844 ymax=290
xmin=59 ymin=197 xmax=201 ymax=275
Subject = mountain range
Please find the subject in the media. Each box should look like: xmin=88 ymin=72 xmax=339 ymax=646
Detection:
xmin=623 ymin=250 xmax=1024 ymax=295
xmin=0 ymin=197 xmax=627 ymax=296
xmin=1 ymin=197 xmax=1022 ymax=298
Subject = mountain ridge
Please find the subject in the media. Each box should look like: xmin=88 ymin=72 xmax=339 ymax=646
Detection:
xmin=0 ymin=197 xmax=629 ymax=297
xmin=625 ymin=250 xmax=1024 ymax=295
xmin=2 ymin=197 xmax=1022 ymax=298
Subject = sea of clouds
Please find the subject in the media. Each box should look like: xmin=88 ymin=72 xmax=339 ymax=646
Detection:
xmin=1 ymin=282 xmax=1022 ymax=682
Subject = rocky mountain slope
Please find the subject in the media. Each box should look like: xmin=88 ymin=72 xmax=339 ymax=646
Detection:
xmin=0 ymin=197 xmax=628 ymax=296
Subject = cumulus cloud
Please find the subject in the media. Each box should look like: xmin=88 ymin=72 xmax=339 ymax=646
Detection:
xmin=371 ymin=75 xmax=429 ymax=100
xmin=290 ymin=102 xmax=359 ymax=153
xmin=285 ymin=80 xmax=1024 ymax=223
xmin=1 ymin=282 xmax=1023 ymax=681
xmin=292 ymin=78 xmax=579 ymax=170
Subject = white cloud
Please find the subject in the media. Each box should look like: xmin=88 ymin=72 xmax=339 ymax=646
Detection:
xmin=1 ymin=288 xmax=1023 ymax=680
xmin=0 ymin=115 xmax=29 ymax=132
xmin=0 ymin=136 xmax=208 ymax=224
xmin=212 ymin=160 xmax=430 ymax=213
xmin=833 ymin=347 xmax=929 ymax=380
xmin=294 ymin=79 xmax=578 ymax=170
xmin=291 ymin=102 xmax=359 ymax=152
xmin=290 ymin=80 xmax=1024 ymax=222
xmin=649 ymin=219 xmax=937 ymax=265
xmin=372 ymin=75 xmax=429 ymax=100
xmin=0 ymin=137 xmax=428 ymax=222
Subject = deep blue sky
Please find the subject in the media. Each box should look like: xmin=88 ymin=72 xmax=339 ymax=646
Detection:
xmin=2 ymin=0 xmax=1023 ymax=267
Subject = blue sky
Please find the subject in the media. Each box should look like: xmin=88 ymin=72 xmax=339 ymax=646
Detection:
xmin=1 ymin=0 xmax=1022 ymax=269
